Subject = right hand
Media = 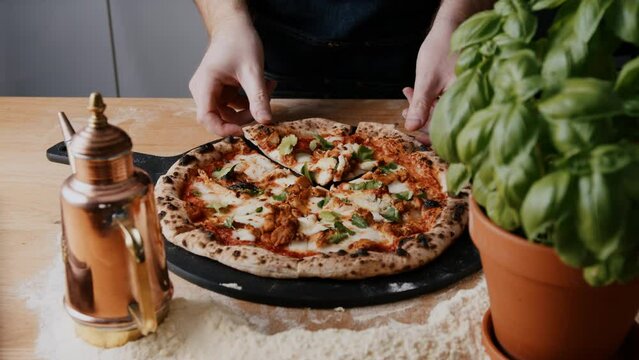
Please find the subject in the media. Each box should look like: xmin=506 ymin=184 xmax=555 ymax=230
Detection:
xmin=189 ymin=19 xmax=275 ymax=136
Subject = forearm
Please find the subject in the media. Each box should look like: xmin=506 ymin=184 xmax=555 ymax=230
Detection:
xmin=194 ymin=0 xmax=252 ymax=36
xmin=433 ymin=0 xmax=495 ymax=29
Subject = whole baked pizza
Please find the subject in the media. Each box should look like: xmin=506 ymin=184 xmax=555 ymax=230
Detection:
xmin=155 ymin=119 xmax=468 ymax=279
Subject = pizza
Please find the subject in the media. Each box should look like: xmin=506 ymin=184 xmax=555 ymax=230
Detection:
xmin=155 ymin=119 xmax=468 ymax=279
xmin=243 ymin=118 xmax=379 ymax=185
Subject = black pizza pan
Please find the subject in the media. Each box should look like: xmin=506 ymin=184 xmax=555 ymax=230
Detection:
xmin=46 ymin=140 xmax=481 ymax=308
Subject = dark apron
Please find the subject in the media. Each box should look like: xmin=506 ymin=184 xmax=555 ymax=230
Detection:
xmin=247 ymin=0 xmax=441 ymax=98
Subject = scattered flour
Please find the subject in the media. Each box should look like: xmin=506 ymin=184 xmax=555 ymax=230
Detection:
xmin=220 ymin=283 xmax=243 ymax=291
xmin=18 ymin=260 xmax=489 ymax=360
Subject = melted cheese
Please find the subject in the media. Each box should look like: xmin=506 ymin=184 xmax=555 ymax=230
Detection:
xmin=295 ymin=152 xmax=312 ymax=164
xmin=232 ymin=228 xmax=256 ymax=242
xmin=388 ymin=181 xmax=410 ymax=194
xmin=335 ymin=154 xmax=348 ymax=177
xmin=342 ymin=143 xmax=360 ymax=153
xmin=230 ymin=198 xmax=269 ymax=228
xmin=325 ymin=136 xmax=344 ymax=143
xmin=308 ymin=197 xmax=326 ymax=213
xmin=273 ymin=174 xmax=298 ymax=189
xmin=349 ymin=192 xmax=392 ymax=222
xmin=298 ymin=215 xmax=328 ymax=235
xmin=312 ymin=157 xmax=337 ymax=185
xmin=232 ymin=154 xmax=278 ymax=181
xmin=193 ymin=182 xmax=242 ymax=207
xmin=359 ymin=160 xmax=377 ymax=171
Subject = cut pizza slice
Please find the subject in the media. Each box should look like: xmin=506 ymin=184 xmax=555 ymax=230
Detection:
xmin=297 ymin=155 xmax=448 ymax=255
xmin=243 ymin=118 xmax=380 ymax=186
xmin=179 ymin=139 xmax=314 ymax=255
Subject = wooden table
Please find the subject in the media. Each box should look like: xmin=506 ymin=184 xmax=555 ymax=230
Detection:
xmin=0 ymin=97 xmax=483 ymax=359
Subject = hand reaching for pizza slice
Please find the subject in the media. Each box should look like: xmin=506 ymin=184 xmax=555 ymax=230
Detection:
xmin=403 ymin=0 xmax=493 ymax=144
xmin=189 ymin=15 xmax=276 ymax=136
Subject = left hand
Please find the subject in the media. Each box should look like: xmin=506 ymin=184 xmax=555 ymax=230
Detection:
xmin=403 ymin=21 xmax=458 ymax=144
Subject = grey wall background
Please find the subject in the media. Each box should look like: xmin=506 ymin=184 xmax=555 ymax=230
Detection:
xmin=0 ymin=0 xmax=208 ymax=97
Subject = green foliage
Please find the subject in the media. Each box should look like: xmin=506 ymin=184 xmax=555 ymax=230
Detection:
xmin=430 ymin=0 xmax=639 ymax=286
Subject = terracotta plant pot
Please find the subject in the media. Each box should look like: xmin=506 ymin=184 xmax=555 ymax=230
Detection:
xmin=469 ymin=197 xmax=639 ymax=360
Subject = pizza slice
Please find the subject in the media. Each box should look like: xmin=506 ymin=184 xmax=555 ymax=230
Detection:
xmin=243 ymin=118 xmax=379 ymax=186
xmin=174 ymin=138 xmax=314 ymax=256
xmin=299 ymin=152 xmax=448 ymax=254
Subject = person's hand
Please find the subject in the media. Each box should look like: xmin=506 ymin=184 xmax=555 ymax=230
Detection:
xmin=402 ymin=21 xmax=458 ymax=144
xmin=189 ymin=18 xmax=275 ymax=136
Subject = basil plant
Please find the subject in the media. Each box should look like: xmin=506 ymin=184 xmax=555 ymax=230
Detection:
xmin=430 ymin=0 xmax=639 ymax=286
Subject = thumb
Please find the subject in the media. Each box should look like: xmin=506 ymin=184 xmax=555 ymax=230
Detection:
xmin=405 ymin=79 xmax=439 ymax=131
xmin=238 ymin=68 xmax=272 ymax=124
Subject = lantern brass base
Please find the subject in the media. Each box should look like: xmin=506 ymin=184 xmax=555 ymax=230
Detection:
xmin=73 ymin=304 xmax=169 ymax=348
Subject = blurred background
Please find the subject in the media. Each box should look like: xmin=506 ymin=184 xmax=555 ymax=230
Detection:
xmin=0 ymin=0 xmax=208 ymax=97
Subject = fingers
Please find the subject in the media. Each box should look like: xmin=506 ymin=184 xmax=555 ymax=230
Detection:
xmin=198 ymin=112 xmax=243 ymax=136
xmin=405 ymin=76 xmax=440 ymax=131
xmin=238 ymin=67 xmax=272 ymax=124
xmin=190 ymin=75 xmax=243 ymax=136
xmin=402 ymin=87 xmax=414 ymax=102
xmin=219 ymin=105 xmax=255 ymax=126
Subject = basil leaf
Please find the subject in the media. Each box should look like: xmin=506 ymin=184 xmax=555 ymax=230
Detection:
xmin=380 ymin=206 xmax=400 ymax=222
xmin=522 ymin=170 xmax=574 ymax=243
xmin=224 ymin=216 xmax=234 ymax=229
xmin=456 ymin=45 xmax=482 ymax=75
xmin=485 ymin=191 xmax=520 ymax=231
xmin=191 ymin=189 xmax=202 ymax=197
xmin=539 ymin=78 xmax=624 ymax=122
xmin=379 ymin=162 xmax=398 ymax=174
xmin=490 ymin=102 xmax=540 ymax=166
xmin=317 ymin=196 xmax=330 ymax=208
xmin=446 ymin=163 xmax=471 ymax=196
xmin=278 ymin=134 xmax=298 ymax=156
xmin=350 ymin=180 xmax=383 ymax=191
xmin=272 ymin=192 xmax=287 ymax=201
xmin=576 ymin=172 xmax=629 ymax=259
xmin=301 ymin=162 xmax=314 ymax=183
xmin=614 ymin=56 xmax=639 ymax=97
xmin=313 ymin=134 xmax=334 ymax=150
xmin=351 ymin=214 xmax=368 ymax=228
xmin=473 ymin=160 xmax=496 ymax=208
xmin=334 ymin=221 xmax=355 ymax=236
xmin=213 ymin=164 xmax=237 ymax=179
xmin=329 ymin=232 xmax=348 ymax=244
xmin=255 ymin=207 xmax=263 ymax=213
xmin=394 ymin=191 xmax=413 ymax=201
xmin=547 ymin=119 xmax=613 ymax=155
xmin=430 ymin=66 xmax=492 ymax=163
xmin=451 ymin=10 xmax=503 ymax=52
xmin=456 ymin=104 xmax=499 ymax=171
xmin=227 ymin=182 xmax=263 ymax=196
xmin=502 ymin=3 xmax=537 ymax=43
xmin=355 ymin=145 xmax=374 ymax=161
xmin=531 ymin=0 xmax=569 ymax=11
xmin=604 ymin=0 xmax=639 ymax=46
xmin=319 ymin=211 xmax=340 ymax=222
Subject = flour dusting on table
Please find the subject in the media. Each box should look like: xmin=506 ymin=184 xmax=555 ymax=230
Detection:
xmin=18 ymin=260 xmax=488 ymax=360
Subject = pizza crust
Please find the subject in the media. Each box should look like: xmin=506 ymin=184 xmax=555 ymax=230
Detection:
xmin=244 ymin=118 xmax=353 ymax=141
xmin=156 ymin=121 xmax=469 ymax=279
